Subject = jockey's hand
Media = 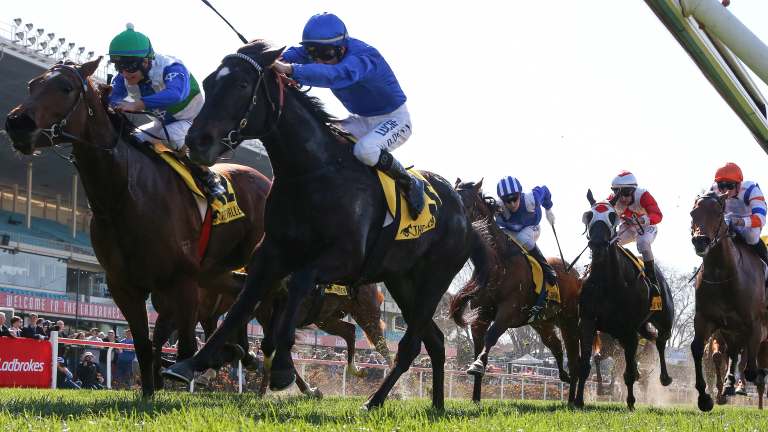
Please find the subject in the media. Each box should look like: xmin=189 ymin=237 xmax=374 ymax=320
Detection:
xmin=731 ymin=217 xmax=745 ymax=228
xmin=114 ymin=100 xmax=145 ymax=113
xmin=272 ymin=61 xmax=293 ymax=76
xmin=636 ymin=215 xmax=650 ymax=226
xmin=545 ymin=208 xmax=556 ymax=225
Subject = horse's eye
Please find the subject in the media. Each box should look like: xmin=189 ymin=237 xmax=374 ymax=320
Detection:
xmin=239 ymin=81 xmax=249 ymax=89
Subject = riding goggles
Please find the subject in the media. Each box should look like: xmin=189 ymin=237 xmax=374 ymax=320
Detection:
xmin=113 ymin=59 xmax=144 ymax=73
xmin=611 ymin=187 xmax=635 ymax=197
xmin=502 ymin=193 xmax=521 ymax=204
xmin=716 ymin=181 xmax=738 ymax=191
xmin=305 ymin=44 xmax=340 ymax=62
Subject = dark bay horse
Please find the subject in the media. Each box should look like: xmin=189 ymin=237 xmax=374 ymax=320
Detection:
xmin=572 ymin=191 xmax=674 ymax=410
xmin=592 ymin=332 xmax=656 ymax=397
xmin=450 ymin=180 xmax=582 ymax=403
xmin=4 ymin=59 xmax=270 ymax=397
xmin=162 ymin=41 xmax=492 ymax=410
xmin=689 ymin=192 xmax=768 ymax=411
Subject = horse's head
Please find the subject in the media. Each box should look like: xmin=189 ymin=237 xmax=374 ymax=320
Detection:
xmin=5 ymin=58 xmax=103 ymax=155
xmin=690 ymin=192 xmax=728 ymax=257
xmin=455 ymin=178 xmax=498 ymax=221
xmin=583 ymin=189 xmax=619 ymax=261
xmin=187 ymin=40 xmax=284 ymax=166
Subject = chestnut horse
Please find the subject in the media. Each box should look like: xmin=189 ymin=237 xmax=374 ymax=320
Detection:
xmin=450 ymin=180 xmax=582 ymax=403
xmin=689 ymin=192 xmax=768 ymax=411
xmin=4 ymin=59 xmax=270 ymax=397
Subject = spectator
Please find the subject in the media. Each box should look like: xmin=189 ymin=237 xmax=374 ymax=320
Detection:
xmin=86 ymin=328 xmax=103 ymax=369
xmin=56 ymin=357 xmax=81 ymax=389
xmin=0 ymin=312 xmax=14 ymax=338
xmin=100 ymin=330 xmax=118 ymax=379
xmin=55 ymin=320 xmax=69 ymax=338
xmin=33 ymin=318 xmax=47 ymax=339
xmin=76 ymin=352 xmax=103 ymax=389
xmin=9 ymin=316 xmax=23 ymax=337
xmin=21 ymin=313 xmax=38 ymax=338
xmin=117 ymin=329 xmax=136 ymax=388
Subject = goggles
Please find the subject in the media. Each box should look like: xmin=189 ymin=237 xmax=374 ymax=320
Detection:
xmin=611 ymin=187 xmax=635 ymax=197
xmin=502 ymin=194 xmax=521 ymax=204
xmin=113 ymin=58 xmax=144 ymax=73
xmin=305 ymin=44 xmax=340 ymax=62
xmin=716 ymin=181 xmax=737 ymax=191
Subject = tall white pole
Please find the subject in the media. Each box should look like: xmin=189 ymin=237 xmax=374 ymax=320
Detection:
xmin=681 ymin=0 xmax=768 ymax=86
xmin=71 ymin=174 xmax=78 ymax=238
xmin=25 ymin=162 xmax=32 ymax=229
xmin=50 ymin=330 xmax=58 ymax=389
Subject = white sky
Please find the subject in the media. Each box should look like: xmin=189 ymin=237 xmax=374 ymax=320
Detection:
xmin=5 ymin=0 xmax=768 ymax=272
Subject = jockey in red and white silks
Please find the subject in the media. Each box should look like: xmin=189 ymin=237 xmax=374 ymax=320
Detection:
xmin=607 ymin=171 xmax=663 ymax=285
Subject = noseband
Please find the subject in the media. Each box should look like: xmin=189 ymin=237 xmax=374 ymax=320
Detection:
xmin=38 ymin=64 xmax=95 ymax=147
xmin=692 ymin=195 xmax=728 ymax=256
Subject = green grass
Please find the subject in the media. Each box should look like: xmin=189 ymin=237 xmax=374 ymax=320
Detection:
xmin=0 ymin=388 xmax=765 ymax=431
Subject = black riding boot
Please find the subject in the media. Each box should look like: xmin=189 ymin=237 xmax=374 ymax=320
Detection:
xmin=375 ymin=150 xmax=425 ymax=219
xmin=752 ymin=240 xmax=768 ymax=267
xmin=529 ymin=245 xmax=558 ymax=286
xmin=187 ymin=162 xmax=226 ymax=204
xmin=643 ymin=260 xmax=659 ymax=291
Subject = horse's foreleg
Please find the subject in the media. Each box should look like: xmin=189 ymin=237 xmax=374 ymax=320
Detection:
xmin=691 ymin=316 xmax=715 ymax=412
xmin=533 ymin=321 xmax=569 ymax=383
xmin=318 ymin=319 xmax=364 ymax=377
xmin=469 ymin=317 xmax=488 ymax=403
xmin=110 ymin=284 xmax=154 ymax=397
xmin=151 ymin=312 xmax=174 ymax=390
xmin=574 ymin=319 xmax=597 ymax=409
xmin=655 ymin=336 xmax=673 ymax=387
xmin=422 ymin=321 xmax=446 ymax=409
xmin=712 ymin=345 xmax=727 ymax=405
xmin=743 ymin=329 xmax=763 ymax=384
xmin=558 ymin=319 xmax=581 ymax=404
xmin=621 ymin=336 xmax=639 ymax=411
xmin=351 ymin=292 xmax=393 ymax=367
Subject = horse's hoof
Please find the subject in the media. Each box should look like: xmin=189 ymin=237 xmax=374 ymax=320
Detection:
xmin=306 ymin=387 xmax=323 ymax=399
xmin=723 ymin=386 xmax=736 ymax=396
xmin=362 ymin=399 xmax=381 ymax=411
xmin=559 ymin=371 xmax=571 ymax=383
xmin=466 ymin=361 xmax=485 ymax=377
xmin=627 ymin=403 xmax=635 ymax=411
xmin=735 ymin=388 xmax=748 ymax=396
xmin=716 ymin=394 xmax=727 ymax=405
xmin=222 ymin=343 xmax=245 ymax=364
xmin=660 ymin=375 xmax=673 ymax=387
xmin=269 ymin=368 xmax=296 ymax=391
xmin=348 ymin=365 xmax=366 ymax=378
xmin=242 ymin=353 xmax=260 ymax=371
xmin=698 ymin=394 xmax=714 ymax=412
xmin=162 ymin=361 xmax=194 ymax=384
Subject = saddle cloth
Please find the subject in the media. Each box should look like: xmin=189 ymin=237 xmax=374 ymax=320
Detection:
xmin=376 ymin=169 xmax=439 ymax=241
xmin=505 ymin=235 xmax=561 ymax=303
xmin=152 ymin=143 xmax=245 ymax=226
xmin=618 ymin=246 xmax=662 ymax=311
xmin=323 ymin=284 xmax=350 ymax=297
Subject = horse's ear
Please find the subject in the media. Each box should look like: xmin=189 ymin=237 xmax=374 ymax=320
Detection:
xmin=586 ymin=189 xmax=596 ymax=206
xmin=455 ymin=178 xmax=462 ymax=188
xmin=475 ymin=178 xmax=484 ymax=190
xmin=262 ymin=46 xmax=286 ymax=67
xmin=79 ymin=56 xmax=103 ymax=78
xmin=609 ymin=212 xmax=617 ymax=226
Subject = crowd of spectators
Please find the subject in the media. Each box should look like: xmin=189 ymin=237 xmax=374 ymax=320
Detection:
xmin=0 ymin=313 xmax=139 ymax=390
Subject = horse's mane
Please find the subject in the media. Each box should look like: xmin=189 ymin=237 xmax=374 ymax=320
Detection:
xmin=237 ymin=40 xmax=337 ymax=127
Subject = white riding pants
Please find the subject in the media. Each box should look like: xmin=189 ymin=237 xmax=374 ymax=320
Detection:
xmin=341 ymin=103 xmax=413 ymax=167
xmin=505 ymin=225 xmax=541 ymax=251
xmin=135 ymin=119 xmax=192 ymax=151
xmin=617 ymin=223 xmax=657 ymax=261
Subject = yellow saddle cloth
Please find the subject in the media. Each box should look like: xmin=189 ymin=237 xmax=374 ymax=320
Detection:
xmin=152 ymin=143 xmax=245 ymax=226
xmin=324 ymin=284 xmax=350 ymax=297
xmin=377 ymin=169 xmax=439 ymax=240
xmin=618 ymin=246 xmax=662 ymax=311
xmin=505 ymin=235 xmax=561 ymax=303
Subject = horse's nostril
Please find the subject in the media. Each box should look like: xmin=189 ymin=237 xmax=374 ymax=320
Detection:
xmin=5 ymin=111 xmax=37 ymax=133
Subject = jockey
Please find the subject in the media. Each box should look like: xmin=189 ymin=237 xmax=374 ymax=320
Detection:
xmin=272 ymin=13 xmax=424 ymax=219
xmin=608 ymin=171 xmax=663 ymax=288
xmin=711 ymin=162 xmax=768 ymax=265
xmin=495 ymin=176 xmax=558 ymax=318
xmin=107 ymin=24 xmax=225 ymax=202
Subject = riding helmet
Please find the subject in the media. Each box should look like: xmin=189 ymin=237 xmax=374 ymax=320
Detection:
xmin=497 ymin=176 xmax=523 ymax=200
xmin=301 ymin=13 xmax=348 ymax=46
xmin=714 ymin=162 xmax=743 ymax=183
xmin=109 ymin=23 xmax=154 ymax=60
xmin=611 ymin=171 xmax=638 ymax=188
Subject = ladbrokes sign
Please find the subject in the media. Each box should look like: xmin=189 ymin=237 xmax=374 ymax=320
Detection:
xmin=0 ymin=338 xmax=51 ymax=388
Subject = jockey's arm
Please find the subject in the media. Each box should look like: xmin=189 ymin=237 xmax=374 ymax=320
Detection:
xmin=639 ymin=191 xmax=662 ymax=225
xmin=281 ymin=46 xmax=312 ymax=64
xmin=108 ymin=74 xmax=128 ymax=106
xmin=744 ymin=184 xmax=767 ymax=228
xmin=290 ymin=54 xmax=375 ymax=89
xmin=139 ymin=64 xmax=191 ymax=110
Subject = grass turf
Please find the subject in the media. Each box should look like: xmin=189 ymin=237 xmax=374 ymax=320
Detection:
xmin=0 ymin=388 xmax=764 ymax=431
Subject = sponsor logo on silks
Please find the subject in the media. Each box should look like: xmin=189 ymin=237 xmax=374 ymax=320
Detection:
xmin=0 ymin=357 xmax=46 ymax=372
xmin=386 ymin=124 xmax=412 ymax=147
xmin=164 ymin=72 xmax=183 ymax=81
xmin=374 ymin=119 xmax=400 ymax=137
xmin=398 ymin=214 xmax=436 ymax=238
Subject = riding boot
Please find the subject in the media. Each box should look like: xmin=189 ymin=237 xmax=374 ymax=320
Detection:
xmin=375 ymin=150 xmax=425 ymax=219
xmin=187 ymin=162 xmax=227 ymax=204
xmin=643 ymin=260 xmax=659 ymax=292
xmin=529 ymin=245 xmax=558 ymax=286
xmin=752 ymin=240 xmax=768 ymax=267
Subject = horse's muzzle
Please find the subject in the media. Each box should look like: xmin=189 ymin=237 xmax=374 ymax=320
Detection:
xmin=5 ymin=109 xmax=39 ymax=155
xmin=185 ymin=130 xmax=220 ymax=167
xmin=692 ymin=235 xmax=711 ymax=257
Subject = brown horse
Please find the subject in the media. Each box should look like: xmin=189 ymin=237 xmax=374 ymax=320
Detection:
xmin=4 ymin=59 xmax=270 ymax=398
xmin=450 ymin=180 xmax=582 ymax=403
xmin=197 ymin=278 xmax=392 ymax=397
xmin=690 ymin=192 xmax=768 ymax=411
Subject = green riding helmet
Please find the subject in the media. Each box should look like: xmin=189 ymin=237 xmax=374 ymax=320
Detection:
xmin=109 ymin=23 xmax=154 ymax=61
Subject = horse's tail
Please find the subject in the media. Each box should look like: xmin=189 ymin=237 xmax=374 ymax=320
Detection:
xmin=450 ymin=221 xmax=496 ymax=327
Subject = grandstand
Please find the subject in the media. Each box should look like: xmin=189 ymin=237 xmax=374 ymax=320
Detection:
xmin=0 ymin=17 xmax=406 ymax=352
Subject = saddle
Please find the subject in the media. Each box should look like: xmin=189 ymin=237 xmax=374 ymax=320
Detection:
xmin=618 ymin=247 xmax=662 ymax=311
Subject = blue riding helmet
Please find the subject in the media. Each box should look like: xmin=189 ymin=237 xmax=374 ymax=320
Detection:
xmin=497 ymin=176 xmax=523 ymax=200
xmin=301 ymin=12 xmax=348 ymax=46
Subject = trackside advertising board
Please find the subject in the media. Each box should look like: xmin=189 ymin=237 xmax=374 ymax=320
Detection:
xmin=0 ymin=337 xmax=52 ymax=388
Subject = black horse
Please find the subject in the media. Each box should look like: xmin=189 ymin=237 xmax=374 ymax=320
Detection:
xmin=572 ymin=190 xmax=674 ymax=409
xmin=163 ymin=41 xmax=492 ymax=410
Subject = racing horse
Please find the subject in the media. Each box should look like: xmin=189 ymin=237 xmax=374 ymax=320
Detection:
xmin=572 ymin=191 xmax=674 ymax=410
xmin=450 ymin=179 xmax=582 ymax=403
xmin=162 ymin=40 xmax=493 ymax=410
xmin=4 ymin=59 xmax=271 ymax=398
xmin=689 ymin=192 xmax=768 ymax=411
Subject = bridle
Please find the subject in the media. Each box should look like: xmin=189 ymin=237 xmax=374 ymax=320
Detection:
xmin=219 ymin=52 xmax=289 ymax=149
xmin=38 ymin=64 xmax=95 ymax=148
xmin=691 ymin=194 xmax=728 ymax=257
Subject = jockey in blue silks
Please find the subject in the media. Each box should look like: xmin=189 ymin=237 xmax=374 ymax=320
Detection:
xmin=272 ymin=12 xmax=424 ymax=219
xmin=496 ymin=176 xmax=558 ymax=319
